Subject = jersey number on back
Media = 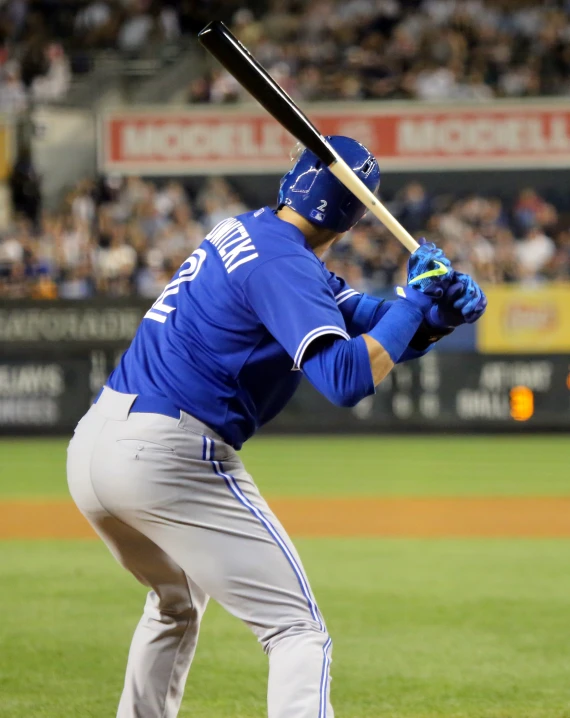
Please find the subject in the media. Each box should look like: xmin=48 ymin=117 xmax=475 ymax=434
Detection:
xmin=144 ymin=248 xmax=207 ymax=324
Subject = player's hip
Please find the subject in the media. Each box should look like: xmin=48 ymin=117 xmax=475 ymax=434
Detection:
xmin=68 ymin=387 xmax=240 ymax=492
xmin=67 ymin=387 xmax=263 ymax=535
xmin=77 ymin=387 xmax=232 ymax=455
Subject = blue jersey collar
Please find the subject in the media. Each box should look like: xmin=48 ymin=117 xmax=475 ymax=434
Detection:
xmin=269 ymin=207 xmax=314 ymax=253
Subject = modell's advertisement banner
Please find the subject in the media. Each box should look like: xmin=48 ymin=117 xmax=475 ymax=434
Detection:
xmin=99 ymin=101 xmax=570 ymax=174
xmin=478 ymin=285 xmax=570 ymax=353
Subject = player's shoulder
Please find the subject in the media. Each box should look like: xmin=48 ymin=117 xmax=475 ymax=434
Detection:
xmin=239 ymin=207 xmax=313 ymax=254
xmin=205 ymin=206 xmax=320 ymax=282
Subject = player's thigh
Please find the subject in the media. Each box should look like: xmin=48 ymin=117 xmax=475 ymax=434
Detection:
xmin=93 ymin=512 xmax=204 ymax=615
xmin=86 ymin=419 xmax=323 ymax=637
xmin=143 ymin=457 xmax=325 ymax=640
xmin=68 ymin=411 xmax=201 ymax=613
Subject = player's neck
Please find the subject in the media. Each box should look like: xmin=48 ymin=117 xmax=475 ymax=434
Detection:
xmin=275 ymin=206 xmax=339 ymax=258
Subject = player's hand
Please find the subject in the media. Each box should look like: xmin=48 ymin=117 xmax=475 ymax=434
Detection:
xmin=396 ymin=238 xmax=453 ymax=314
xmin=406 ymin=237 xmax=453 ymax=298
xmin=427 ymin=272 xmax=487 ymax=329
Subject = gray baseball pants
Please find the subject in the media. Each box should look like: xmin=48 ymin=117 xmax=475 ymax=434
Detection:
xmin=66 ymin=386 xmax=333 ymax=718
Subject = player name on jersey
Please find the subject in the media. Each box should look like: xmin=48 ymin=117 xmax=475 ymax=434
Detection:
xmin=206 ymin=217 xmax=259 ymax=274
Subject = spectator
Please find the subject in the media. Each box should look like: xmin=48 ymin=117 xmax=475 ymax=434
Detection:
xmin=9 ymin=150 xmax=41 ymax=226
xmin=0 ymin=63 xmax=27 ymax=113
xmin=31 ymin=43 xmax=71 ymax=102
xmin=513 ymin=188 xmax=558 ymax=233
xmin=208 ymin=68 xmax=243 ymax=104
xmin=136 ymin=247 xmax=169 ymax=298
xmin=117 ymin=5 xmax=154 ymax=54
xmin=95 ymin=221 xmax=137 ymax=295
xmin=74 ymin=1 xmax=121 ymax=49
xmin=516 ymin=226 xmax=556 ymax=280
xmin=158 ymin=5 xmax=181 ymax=43
xmin=187 ymin=75 xmax=211 ymax=103
xmin=59 ymin=261 xmax=95 ymax=299
xmin=70 ymin=180 xmax=97 ymax=225
xmin=393 ymin=182 xmax=432 ymax=234
xmin=74 ymin=1 xmax=113 ymax=36
xmin=31 ymin=270 xmax=58 ymax=299
xmin=413 ymin=63 xmax=458 ymax=100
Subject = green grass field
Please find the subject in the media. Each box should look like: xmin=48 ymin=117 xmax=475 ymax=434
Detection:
xmin=1 ymin=435 xmax=569 ymax=497
xmin=1 ymin=436 xmax=570 ymax=717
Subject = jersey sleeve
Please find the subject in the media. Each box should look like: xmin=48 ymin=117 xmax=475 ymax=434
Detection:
xmin=242 ymin=255 xmax=350 ymax=368
xmin=324 ymin=265 xmax=388 ymax=337
xmin=324 ymin=265 xmax=362 ymax=320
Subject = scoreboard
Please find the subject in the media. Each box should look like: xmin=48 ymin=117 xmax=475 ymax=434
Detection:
xmin=0 ymin=350 xmax=567 ymax=433
xmin=384 ymin=353 xmax=569 ymax=426
xmin=274 ymin=353 xmax=570 ymax=432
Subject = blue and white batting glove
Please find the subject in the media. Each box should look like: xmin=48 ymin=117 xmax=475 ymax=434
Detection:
xmin=427 ymin=272 xmax=487 ymax=330
xmin=395 ymin=237 xmax=454 ymax=317
xmin=395 ymin=238 xmax=460 ymax=360
xmin=406 ymin=237 xmax=453 ymax=299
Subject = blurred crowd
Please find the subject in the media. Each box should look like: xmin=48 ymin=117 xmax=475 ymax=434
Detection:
xmin=0 ymin=5 xmax=71 ymax=112
xmin=0 ymin=175 xmax=247 ymax=299
xmin=0 ymin=0 xmax=195 ymax=112
xmin=0 ymin=0 xmax=570 ymax=112
xmin=189 ymin=0 xmax=570 ymax=103
xmin=330 ymin=183 xmax=569 ymax=293
xmin=0 ymin=0 xmax=269 ymax=111
xmin=0 ymin=174 xmax=568 ymax=300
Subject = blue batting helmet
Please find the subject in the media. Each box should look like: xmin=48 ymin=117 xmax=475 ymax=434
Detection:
xmin=277 ymin=135 xmax=380 ymax=233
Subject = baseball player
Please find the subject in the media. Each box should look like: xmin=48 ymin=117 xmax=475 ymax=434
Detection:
xmin=67 ymin=135 xmax=486 ymax=718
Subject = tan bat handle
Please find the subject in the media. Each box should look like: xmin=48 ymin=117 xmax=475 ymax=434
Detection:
xmin=328 ymin=154 xmax=420 ymax=254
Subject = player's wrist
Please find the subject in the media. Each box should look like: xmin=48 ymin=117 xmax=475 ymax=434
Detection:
xmin=426 ymin=305 xmax=459 ymax=331
xmin=409 ymin=319 xmax=454 ymax=352
xmin=395 ymin=285 xmax=437 ymax=314
xmin=368 ymin=297 xmax=427 ymax=363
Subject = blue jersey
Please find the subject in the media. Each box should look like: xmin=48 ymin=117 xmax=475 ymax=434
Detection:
xmin=108 ymin=207 xmax=363 ymax=448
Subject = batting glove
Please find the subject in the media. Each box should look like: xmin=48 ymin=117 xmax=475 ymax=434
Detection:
xmin=406 ymin=237 xmax=454 ymax=298
xmin=427 ymin=272 xmax=487 ymax=330
xmin=395 ymin=237 xmax=454 ymax=318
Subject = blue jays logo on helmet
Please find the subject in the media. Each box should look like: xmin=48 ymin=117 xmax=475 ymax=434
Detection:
xmin=277 ymin=135 xmax=381 ymax=234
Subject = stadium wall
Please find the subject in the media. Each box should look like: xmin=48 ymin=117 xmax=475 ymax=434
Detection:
xmin=0 ymin=292 xmax=568 ymax=435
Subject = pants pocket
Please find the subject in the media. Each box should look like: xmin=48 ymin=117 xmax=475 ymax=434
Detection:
xmin=117 ymin=438 xmax=175 ymax=455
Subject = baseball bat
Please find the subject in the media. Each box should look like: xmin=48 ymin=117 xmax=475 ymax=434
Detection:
xmin=198 ymin=21 xmax=419 ymax=254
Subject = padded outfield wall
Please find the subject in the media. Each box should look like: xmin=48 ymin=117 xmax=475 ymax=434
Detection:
xmin=0 ymin=294 xmax=568 ymax=434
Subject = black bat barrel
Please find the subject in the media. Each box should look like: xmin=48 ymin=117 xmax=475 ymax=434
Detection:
xmin=198 ymin=21 xmax=336 ymax=166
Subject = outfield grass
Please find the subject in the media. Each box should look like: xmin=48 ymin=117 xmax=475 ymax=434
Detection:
xmin=0 ymin=435 xmax=569 ymax=498
xmin=1 ymin=435 xmax=569 ymax=717
xmin=1 ymin=538 xmax=570 ymax=718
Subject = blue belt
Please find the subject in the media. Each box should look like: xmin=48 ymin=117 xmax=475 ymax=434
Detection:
xmin=94 ymin=388 xmax=181 ymax=420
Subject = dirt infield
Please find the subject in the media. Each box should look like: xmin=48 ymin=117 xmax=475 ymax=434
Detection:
xmin=2 ymin=497 xmax=570 ymax=538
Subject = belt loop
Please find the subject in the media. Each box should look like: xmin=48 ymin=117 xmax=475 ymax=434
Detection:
xmin=178 ymin=410 xmax=224 ymax=443
xmin=94 ymin=386 xmax=137 ymax=421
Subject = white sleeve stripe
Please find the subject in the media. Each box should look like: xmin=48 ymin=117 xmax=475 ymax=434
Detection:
xmin=334 ymin=288 xmax=355 ymax=301
xmin=293 ymin=325 xmax=350 ymax=368
xmin=336 ymin=290 xmax=360 ymax=306
xmin=294 ymin=325 xmax=347 ymax=364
